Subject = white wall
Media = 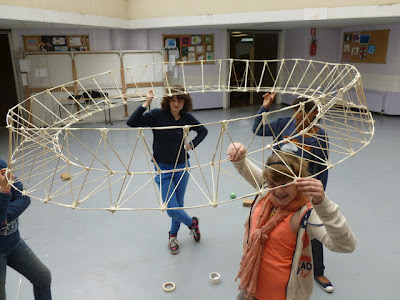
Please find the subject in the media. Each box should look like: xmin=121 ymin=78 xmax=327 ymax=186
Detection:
xmin=126 ymin=30 xmax=149 ymax=50
xmin=143 ymin=28 xmax=225 ymax=109
xmin=15 ymin=28 xmax=225 ymax=110
xmin=0 ymin=0 xmax=130 ymax=19
xmin=284 ymin=28 xmax=340 ymax=62
xmin=15 ymin=23 xmax=400 ymax=114
xmin=128 ymin=0 xmax=400 ymax=19
xmin=282 ymin=27 xmax=341 ymax=105
xmin=283 ymin=24 xmax=400 ymax=114
xmin=4 ymin=0 xmax=400 ymax=22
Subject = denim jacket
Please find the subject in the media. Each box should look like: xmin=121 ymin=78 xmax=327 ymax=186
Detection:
xmin=0 ymin=158 xmax=31 ymax=251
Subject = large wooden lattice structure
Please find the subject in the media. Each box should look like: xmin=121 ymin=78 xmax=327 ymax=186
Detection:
xmin=5 ymin=58 xmax=374 ymax=211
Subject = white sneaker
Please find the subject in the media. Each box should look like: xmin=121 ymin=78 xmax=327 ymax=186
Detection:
xmin=168 ymin=234 xmax=180 ymax=255
xmin=315 ymin=277 xmax=334 ymax=293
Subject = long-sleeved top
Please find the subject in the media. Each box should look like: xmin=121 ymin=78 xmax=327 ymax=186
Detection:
xmin=233 ymin=157 xmax=356 ymax=300
xmin=252 ymin=105 xmax=329 ymax=190
xmin=0 ymin=158 xmax=31 ymax=251
xmin=127 ymin=106 xmax=208 ymax=165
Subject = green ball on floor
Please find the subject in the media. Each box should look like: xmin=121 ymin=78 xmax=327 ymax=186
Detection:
xmin=230 ymin=192 xmax=236 ymax=199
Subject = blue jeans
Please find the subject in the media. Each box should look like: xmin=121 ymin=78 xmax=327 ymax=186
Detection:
xmin=0 ymin=238 xmax=51 ymax=300
xmin=155 ymin=163 xmax=193 ymax=235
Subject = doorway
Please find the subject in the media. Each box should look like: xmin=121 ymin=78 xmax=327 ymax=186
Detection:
xmin=229 ymin=31 xmax=279 ymax=107
xmin=0 ymin=33 xmax=18 ymax=127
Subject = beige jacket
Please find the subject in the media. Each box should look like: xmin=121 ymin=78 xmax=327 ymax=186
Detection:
xmin=233 ymin=158 xmax=356 ymax=300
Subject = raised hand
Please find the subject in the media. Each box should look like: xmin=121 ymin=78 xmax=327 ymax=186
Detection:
xmin=262 ymin=92 xmax=277 ymax=109
xmin=143 ymin=90 xmax=154 ymax=108
xmin=227 ymin=142 xmax=247 ymax=162
xmin=295 ymin=177 xmax=325 ymax=204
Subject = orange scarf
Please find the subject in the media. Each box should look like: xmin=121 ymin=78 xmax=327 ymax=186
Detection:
xmin=236 ymin=192 xmax=310 ymax=300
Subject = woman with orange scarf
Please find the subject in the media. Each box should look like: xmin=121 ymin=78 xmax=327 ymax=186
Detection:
xmin=227 ymin=143 xmax=356 ymax=300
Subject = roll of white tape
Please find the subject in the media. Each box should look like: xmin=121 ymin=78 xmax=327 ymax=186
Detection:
xmin=162 ymin=282 xmax=176 ymax=292
xmin=209 ymin=272 xmax=221 ymax=284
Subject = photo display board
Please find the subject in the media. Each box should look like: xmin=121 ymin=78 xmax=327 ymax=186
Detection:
xmin=341 ymin=30 xmax=389 ymax=64
xmin=162 ymin=34 xmax=214 ymax=64
xmin=23 ymin=35 xmax=90 ymax=52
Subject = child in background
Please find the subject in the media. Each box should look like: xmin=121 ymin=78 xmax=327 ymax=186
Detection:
xmin=252 ymin=92 xmax=333 ymax=292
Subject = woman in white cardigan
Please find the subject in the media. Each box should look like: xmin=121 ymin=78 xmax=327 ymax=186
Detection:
xmin=227 ymin=143 xmax=356 ymax=300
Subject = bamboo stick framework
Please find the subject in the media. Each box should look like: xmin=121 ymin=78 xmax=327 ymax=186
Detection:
xmin=5 ymin=58 xmax=374 ymax=212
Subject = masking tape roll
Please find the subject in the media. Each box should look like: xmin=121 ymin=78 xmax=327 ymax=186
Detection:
xmin=162 ymin=282 xmax=176 ymax=292
xmin=209 ymin=272 xmax=221 ymax=284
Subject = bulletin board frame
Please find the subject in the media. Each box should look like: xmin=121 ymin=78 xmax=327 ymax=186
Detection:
xmin=162 ymin=34 xmax=214 ymax=64
xmin=341 ymin=30 xmax=389 ymax=64
xmin=23 ymin=35 xmax=90 ymax=52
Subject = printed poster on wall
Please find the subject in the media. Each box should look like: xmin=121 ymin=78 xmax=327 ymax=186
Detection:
xmin=162 ymin=34 xmax=215 ymax=64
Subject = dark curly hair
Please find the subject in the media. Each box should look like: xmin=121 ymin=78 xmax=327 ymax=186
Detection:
xmin=292 ymin=97 xmax=317 ymax=113
xmin=160 ymin=86 xmax=193 ymax=114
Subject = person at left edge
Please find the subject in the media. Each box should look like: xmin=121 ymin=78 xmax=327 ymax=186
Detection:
xmin=0 ymin=158 xmax=52 ymax=299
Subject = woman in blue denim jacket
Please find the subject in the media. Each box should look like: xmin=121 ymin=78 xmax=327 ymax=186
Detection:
xmin=0 ymin=158 xmax=51 ymax=299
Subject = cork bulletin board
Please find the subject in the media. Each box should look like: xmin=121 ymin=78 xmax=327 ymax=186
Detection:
xmin=23 ymin=35 xmax=90 ymax=52
xmin=162 ymin=34 xmax=214 ymax=64
xmin=341 ymin=30 xmax=389 ymax=64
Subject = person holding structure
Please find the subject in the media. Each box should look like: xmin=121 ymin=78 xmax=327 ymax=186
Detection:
xmin=252 ymin=92 xmax=333 ymax=292
xmin=227 ymin=143 xmax=355 ymax=300
xmin=0 ymin=158 xmax=52 ymax=299
xmin=127 ymin=88 xmax=208 ymax=255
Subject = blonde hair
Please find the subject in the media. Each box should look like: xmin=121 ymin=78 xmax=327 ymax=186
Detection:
xmin=263 ymin=152 xmax=309 ymax=183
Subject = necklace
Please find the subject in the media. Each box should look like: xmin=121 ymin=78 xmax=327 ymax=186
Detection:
xmin=270 ymin=206 xmax=277 ymax=218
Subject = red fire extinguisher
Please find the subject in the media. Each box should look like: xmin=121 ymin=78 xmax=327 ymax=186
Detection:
xmin=310 ymin=35 xmax=317 ymax=56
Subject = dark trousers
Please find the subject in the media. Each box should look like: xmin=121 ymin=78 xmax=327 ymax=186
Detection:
xmin=312 ymin=238 xmax=325 ymax=277
xmin=0 ymin=238 xmax=52 ymax=300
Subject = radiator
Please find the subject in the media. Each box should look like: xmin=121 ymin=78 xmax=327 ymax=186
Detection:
xmin=363 ymin=89 xmax=386 ymax=113
xmin=383 ymin=92 xmax=400 ymax=115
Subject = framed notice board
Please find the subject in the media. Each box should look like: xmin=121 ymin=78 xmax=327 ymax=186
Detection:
xmin=162 ymin=34 xmax=214 ymax=64
xmin=23 ymin=35 xmax=90 ymax=52
xmin=341 ymin=30 xmax=389 ymax=64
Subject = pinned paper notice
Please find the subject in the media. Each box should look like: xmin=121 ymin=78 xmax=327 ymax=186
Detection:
xmin=168 ymin=54 xmax=175 ymax=72
xmin=19 ymin=59 xmax=31 ymax=72
xmin=168 ymin=54 xmax=176 ymax=66
xmin=21 ymin=74 xmax=28 ymax=86
xmin=35 ymin=68 xmax=48 ymax=78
